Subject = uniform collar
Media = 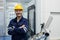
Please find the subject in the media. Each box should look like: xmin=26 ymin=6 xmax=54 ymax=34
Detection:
xmin=14 ymin=16 xmax=23 ymax=22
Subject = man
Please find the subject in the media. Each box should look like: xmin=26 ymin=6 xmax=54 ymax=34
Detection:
xmin=8 ymin=4 xmax=28 ymax=40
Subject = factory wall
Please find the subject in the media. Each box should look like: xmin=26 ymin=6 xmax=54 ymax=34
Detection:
xmin=41 ymin=0 xmax=60 ymax=39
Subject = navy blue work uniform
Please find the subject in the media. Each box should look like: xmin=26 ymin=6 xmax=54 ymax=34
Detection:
xmin=8 ymin=17 xmax=28 ymax=40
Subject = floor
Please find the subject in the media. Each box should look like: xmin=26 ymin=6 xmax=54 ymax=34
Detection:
xmin=0 ymin=36 xmax=60 ymax=40
xmin=0 ymin=36 xmax=11 ymax=40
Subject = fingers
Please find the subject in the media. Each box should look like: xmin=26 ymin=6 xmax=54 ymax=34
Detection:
xmin=19 ymin=25 xmax=25 ymax=29
xmin=8 ymin=26 xmax=15 ymax=31
xmin=12 ymin=26 xmax=15 ymax=29
xmin=21 ymin=25 xmax=25 ymax=28
xmin=8 ymin=27 xmax=14 ymax=31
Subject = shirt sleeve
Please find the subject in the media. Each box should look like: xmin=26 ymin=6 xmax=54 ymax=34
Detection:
xmin=8 ymin=20 xmax=16 ymax=35
xmin=8 ymin=20 xmax=19 ymax=35
xmin=23 ymin=20 xmax=29 ymax=32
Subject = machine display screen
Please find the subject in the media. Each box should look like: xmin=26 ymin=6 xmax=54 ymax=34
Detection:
xmin=28 ymin=5 xmax=36 ymax=35
xmin=29 ymin=9 xmax=34 ymax=32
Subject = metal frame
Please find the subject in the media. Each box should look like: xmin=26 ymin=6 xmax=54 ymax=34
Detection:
xmin=28 ymin=5 xmax=36 ymax=35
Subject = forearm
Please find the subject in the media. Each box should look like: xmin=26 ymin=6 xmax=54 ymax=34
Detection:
xmin=8 ymin=27 xmax=17 ymax=35
xmin=14 ymin=28 xmax=26 ymax=34
xmin=8 ymin=28 xmax=26 ymax=35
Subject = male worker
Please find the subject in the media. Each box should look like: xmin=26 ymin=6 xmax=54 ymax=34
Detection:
xmin=8 ymin=4 xmax=28 ymax=40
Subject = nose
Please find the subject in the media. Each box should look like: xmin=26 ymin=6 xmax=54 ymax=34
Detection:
xmin=17 ymin=10 xmax=20 ymax=13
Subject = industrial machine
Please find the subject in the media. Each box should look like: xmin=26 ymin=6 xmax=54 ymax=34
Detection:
xmin=28 ymin=16 xmax=53 ymax=40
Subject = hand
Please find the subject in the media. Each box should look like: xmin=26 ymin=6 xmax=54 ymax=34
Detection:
xmin=8 ymin=27 xmax=14 ymax=31
xmin=19 ymin=25 xmax=25 ymax=28
xmin=12 ymin=26 xmax=15 ymax=29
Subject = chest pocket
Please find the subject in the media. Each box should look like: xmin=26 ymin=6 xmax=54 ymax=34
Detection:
xmin=11 ymin=22 xmax=17 ymax=27
xmin=18 ymin=21 xmax=24 ymax=27
xmin=11 ymin=20 xmax=25 ymax=28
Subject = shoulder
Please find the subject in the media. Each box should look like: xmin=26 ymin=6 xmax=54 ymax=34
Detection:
xmin=23 ymin=17 xmax=28 ymax=21
xmin=10 ymin=18 xmax=16 ymax=23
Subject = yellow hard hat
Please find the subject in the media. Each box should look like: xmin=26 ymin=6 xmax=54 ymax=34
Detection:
xmin=14 ymin=4 xmax=23 ymax=10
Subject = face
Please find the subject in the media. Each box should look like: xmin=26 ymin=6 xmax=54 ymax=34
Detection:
xmin=15 ymin=9 xmax=23 ymax=17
